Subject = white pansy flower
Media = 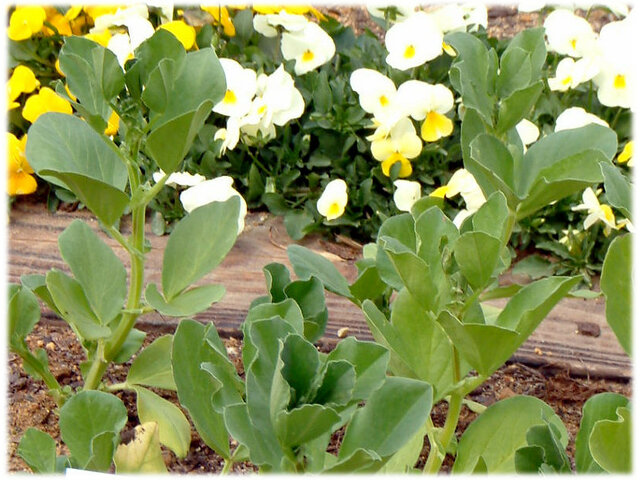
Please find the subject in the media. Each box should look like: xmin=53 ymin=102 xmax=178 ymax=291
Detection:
xmin=214 ymin=59 xmax=257 ymax=118
xmin=393 ymin=180 xmax=421 ymax=211
xmin=385 ymin=11 xmax=443 ymax=70
xmin=516 ymin=119 xmax=540 ymax=146
xmin=571 ymin=187 xmax=618 ymax=235
xmin=592 ymin=17 xmax=633 ymax=108
xmin=91 ymin=4 xmax=150 ymax=33
xmin=371 ymin=117 xmax=422 ymax=178
xmin=350 ymin=68 xmax=406 ymax=128
xmin=281 ymin=22 xmax=336 ymax=75
xmin=544 ymin=9 xmax=597 ymax=58
xmin=107 ymin=33 xmax=134 ymax=68
xmin=554 ymin=107 xmax=609 ymax=132
xmin=460 ymin=2 xmax=488 ymax=31
xmin=259 ymin=65 xmax=305 ymax=126
xmin=430 ymin=4 xmax=467 ymax=33
xmin=152 ymin=169 xmax=206 ymax=188
xmin=180 ymin=176 xmax=247 ymax=233
xmin=548 ymin=57 xmax=599 ymax=91
xmin=397 ymin=80 xmax=454 ymax=142
xmin=215 ymin=116 xmax=240 ymax=154
xmin=431 ymin=168 xmax=486 ymax=227
xmin=317 ymin=179 xmax=348 ymax=220
xmin=253 ymin=11 xmax=308 ymax=38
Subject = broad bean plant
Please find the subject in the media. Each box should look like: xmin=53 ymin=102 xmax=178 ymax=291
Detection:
xmin=285 ymin=28 xmax=631 ymax=473
xmin=9 ymin=30 xmax=245 ymax=472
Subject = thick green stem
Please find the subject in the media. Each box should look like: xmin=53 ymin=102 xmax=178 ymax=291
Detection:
xmin=221 ymin=458 xmax=233 ymax=474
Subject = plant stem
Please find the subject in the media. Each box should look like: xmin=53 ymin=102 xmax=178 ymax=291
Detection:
xmin=221 ymin=458 xmax=233 ymax=474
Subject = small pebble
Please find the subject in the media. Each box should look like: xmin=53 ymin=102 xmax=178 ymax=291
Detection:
xmin=534 ymin=347 xmax=543 ymax=356
xmin=36 ymin=340 xmax=44 ymax=348
xmin=45 ymin=342 xmax=56 ymax=351
xmin=337 ymin=327 xmax=349 ymax=338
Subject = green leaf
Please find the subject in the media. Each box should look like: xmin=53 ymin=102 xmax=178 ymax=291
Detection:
xmin=141 ymin=58 xmax=176 ymax=113
xmin=287 ymin=245 xmax=353 ymax=299
xmin=59 ymin=391 xmax=127 ymax=469
xmin=436 ymin=310 xmax=519 ymax=376
xmin=58 ymin=220 xmax=126 ymax=325
xmin=504 ymin=27 xmax=546 ymax=83
xmin=277 ymin=334 xmax=320 ymax=407
xmin=379 ymin=237 xmax=440 ymax=312
xmin=59 ymin=36 xmax=124 ymax=123
xmin=275 ymin=405 xmax=341 ymax=447
xmin=453 ymin=396 xmax=567 ymax=473
xmin=145 ymin=282 xmax=225 ymax=317
xmin=46 ymin=270 xmax=111 ymax=340
xmin=349 ymin=264 xmax=387 ymax=304
xmin=514 ymin=420 xmax=571 ymax=473
xmin=339 ymin=377 xmax=433 ymax=459
xmin=114 ymin=422 xmax=168 ymax=473
xmin=26 ymin=113 xmax=127 ymax=190
xmin=312 ymin=360 xmax=356 ymax=407
xmin=21 ymin=273 xmax=58 ymax=314
xmin=512 ymin=255 xmax=555 ymax=280
xmin=516 ymin=124 xmax=617 ymax=198
xmin=375 ymin=213 xmax=416 ymax=291
xmin=389 ymin=290 xmax=456 ymax=400
xmin=112 ymin=328 xmax=146 ymax=364
xmin=133 ymin=386 xmax=191 ymax=458
xmin=284 ymin=277 xmax=328 ymax=343
xmin=575 ymin=392 xmax=630 ymax=472
xmin=284 ymin=210 xmax=315 ymax=240
xmin=379 ymin=422 xmax=428 ymax=473
xmin=453 ymin=231 xmax=502 ymax=289
xmin=127 ymin=334 xmax=176 ymax=390
xmin=589 ymin=407 xmax=631 ymax=473
xmin=17 ymin=428 xmax=57 ymax=473
xmin=172 ymin=320 xmax=232 ymax=459
xmin=445 ymin=32 xmax=494 ymax=124
xmin=471 ymin=191 xmax=510 ymax=242
xmin=8 ymin=284 xmax=40 ymax=349
xmin=324 ymin=448 xmax=384 ymax=473
xmin=262 ymin=263 xmax=291 ymax=302
xmin=496 ymin=81 xmax=543 ymax=134
xmin=84 ymin=431 xmax=118 ymax=472
xmin=162 ymin=197 xmax=240 ymax=300
xmin=154 ymin=47 xmax=225 ymax=125
xmin=132 ymin=29 xmax=186 ymax=86
xmin=40 ymin=170 xmax=129 ymax=226
xmin=497 ymin=47 xmax=532 ymax=98
xmin=469 ymin=133 xmax=518 ymax=205
xmin=516 ymin=150 xmax=608 ymax=220
xmin=145 ymin=100 xmax=213 ymax=175
xmin=326 ymin=337 xmax=389 ymax=401
xmin=601 ymin=162 xmax=632 ymax=220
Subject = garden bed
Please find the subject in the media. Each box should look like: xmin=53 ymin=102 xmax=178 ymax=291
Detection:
xmin=7 ymin=321 xmax=631 ymax=473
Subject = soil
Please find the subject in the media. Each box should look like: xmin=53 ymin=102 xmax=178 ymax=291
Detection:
xmin=8 ymin=321 xmax=631 ymax=474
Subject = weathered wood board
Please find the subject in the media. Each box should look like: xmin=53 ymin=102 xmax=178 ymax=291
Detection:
xmin=7 ymin=201 xmax=630 ymax=379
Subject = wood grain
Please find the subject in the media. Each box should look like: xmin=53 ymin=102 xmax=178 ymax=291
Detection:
xmin=7 ymin=201 xmax=630 ymax=379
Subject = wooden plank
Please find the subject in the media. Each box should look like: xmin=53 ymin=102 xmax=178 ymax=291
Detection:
xmin=7 ymin=201 xmax=630 ymax=379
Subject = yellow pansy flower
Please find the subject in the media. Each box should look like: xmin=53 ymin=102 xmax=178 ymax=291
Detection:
xmin=43 ymin=12 xmax=73 ymax=36
xmin=7 ymin=133 xmax=37 ymax=196
xmin=201 ymin=5 xmax=236 ymax=36
xmin=617 ymin=141 xmax=633 ymax=167
xmin=8 ymin=65 xmax=39 ymax=109
xmin=159 ymin=20 xmax=197 ymax=50
xmin=8 ymin=6 xmax=47 ymax=41
xmin=104 ymin=110 xmax=120 ymax=136
xmin=84 ymin=29 xmax=112 ymax=47
xmin=84 ymin=6 xmax=120 ymax=21
xmin=22 ymin=87 xmax=73 ymax=124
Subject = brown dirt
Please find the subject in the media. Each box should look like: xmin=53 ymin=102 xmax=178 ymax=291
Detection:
xmin=8 ymin=321 xmax=630 ymax=473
